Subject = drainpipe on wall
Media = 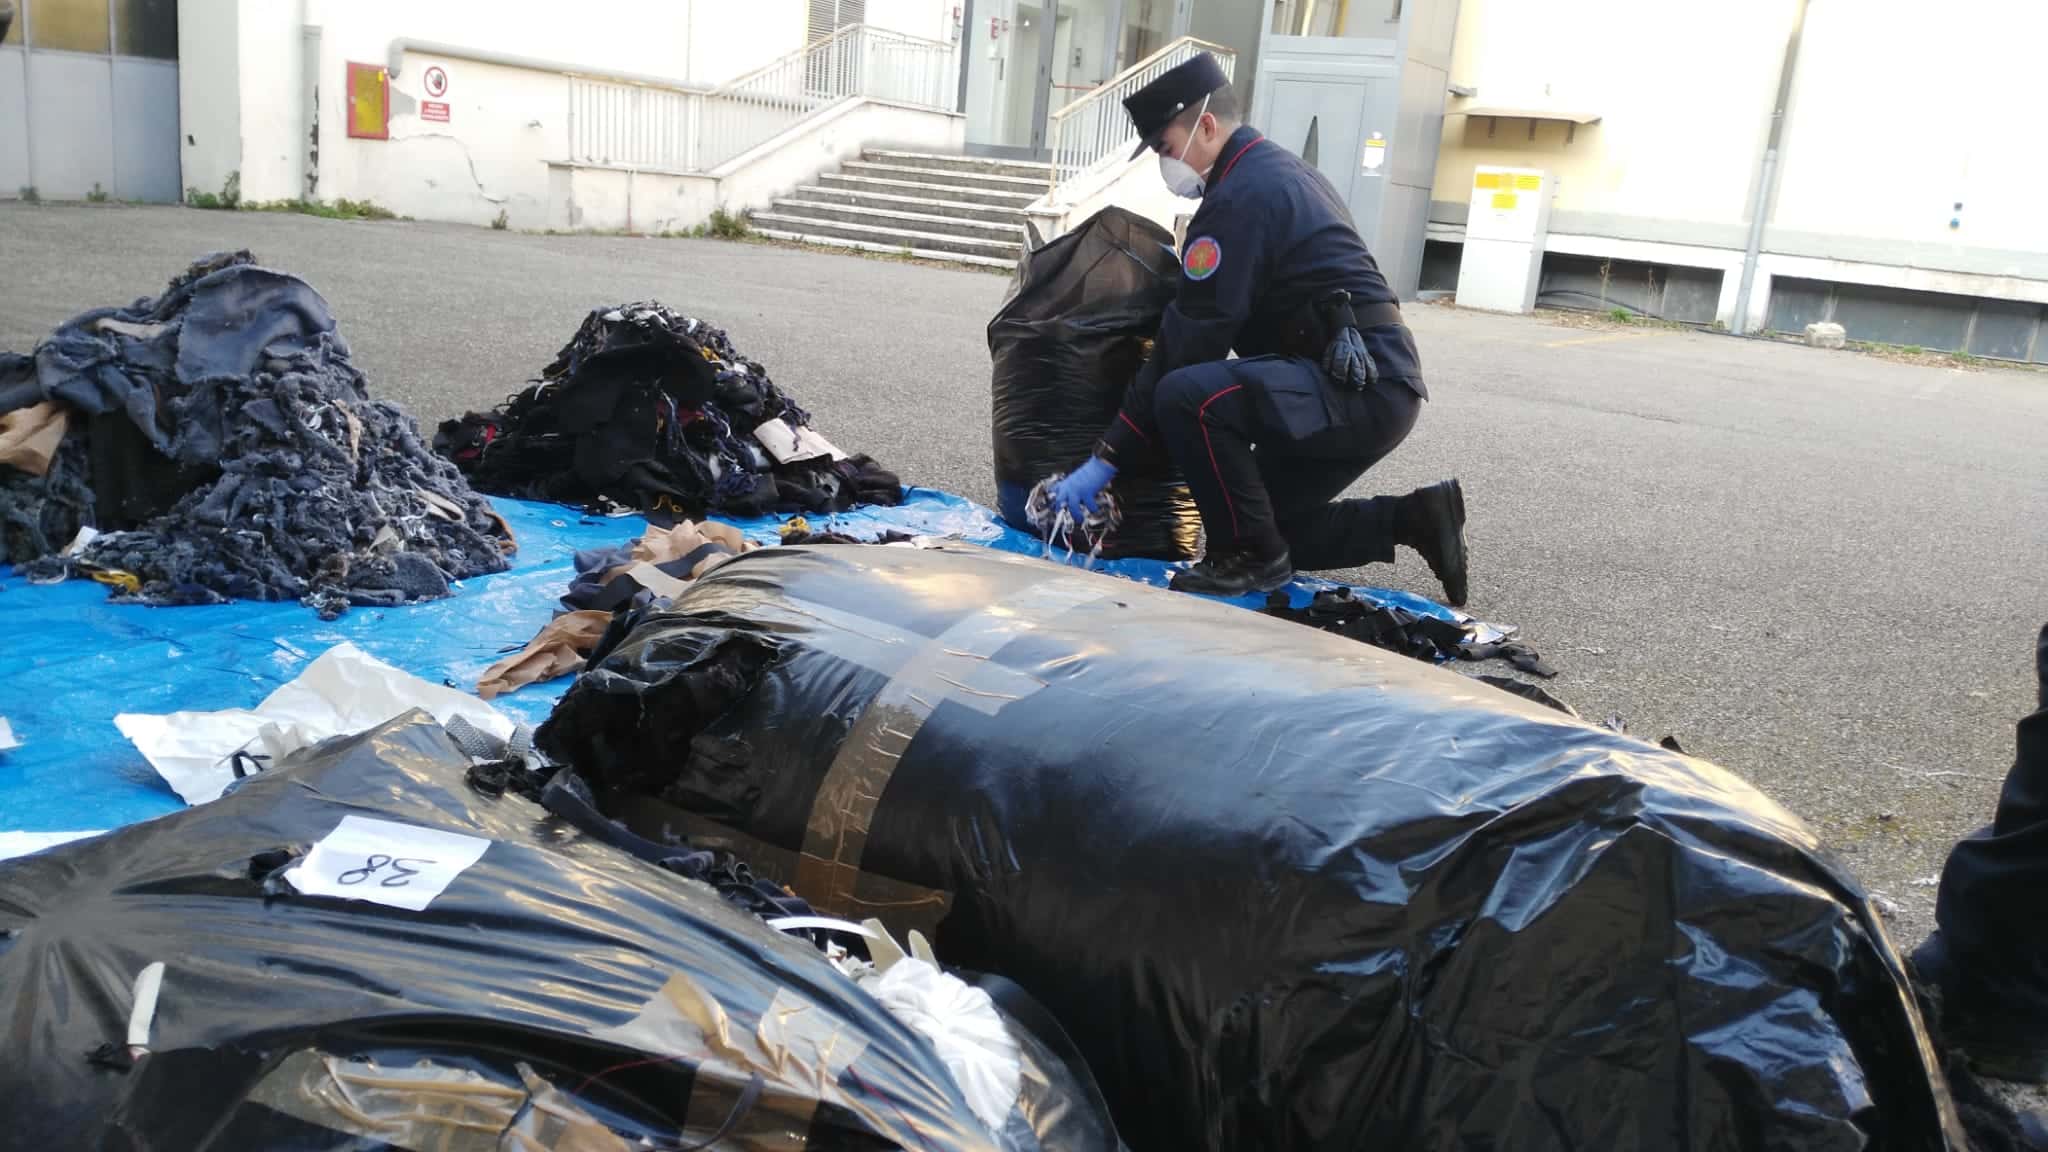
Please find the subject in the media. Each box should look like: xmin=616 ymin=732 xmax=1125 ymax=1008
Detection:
xmin=302 ymin=0 xmax=324 ymax=200
xmin=1731 ymin=0 xmax=1809 ymax=336
xmin=302 ymin=7 xmax=321 ymax=199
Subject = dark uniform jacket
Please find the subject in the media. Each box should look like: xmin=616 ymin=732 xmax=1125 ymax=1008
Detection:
xmin=1100 ymin=124 xmax=1424 ymax=463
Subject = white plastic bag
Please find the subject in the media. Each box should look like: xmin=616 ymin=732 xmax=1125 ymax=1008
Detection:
xmin=857 ymin=958 xmax=1022 ymax=1133
xmin=115 ymin=642 xmax=512 ymax=805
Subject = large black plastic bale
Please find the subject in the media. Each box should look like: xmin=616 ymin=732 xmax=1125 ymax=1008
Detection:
xmin=989 ymin=207 xmax=1201 ymax=559
xmin=0 ymin=712 xmax=1076 ymax=1152
xmin=541 ymin=543 xmax=1964 ymax=1152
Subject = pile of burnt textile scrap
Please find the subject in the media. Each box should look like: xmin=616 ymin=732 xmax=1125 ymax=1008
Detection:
xmin=0 ymin=252 xmax=512 ymax=617
xmin=436 ymin=303 xmax=903 ymax=518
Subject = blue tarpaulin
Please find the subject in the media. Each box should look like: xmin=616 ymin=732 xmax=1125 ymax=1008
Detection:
xmin=0 ymin=489 xmax=1491 ymax=838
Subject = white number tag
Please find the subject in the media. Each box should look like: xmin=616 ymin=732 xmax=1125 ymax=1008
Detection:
xmin=287 ymin=816 xmax=492 ymax=911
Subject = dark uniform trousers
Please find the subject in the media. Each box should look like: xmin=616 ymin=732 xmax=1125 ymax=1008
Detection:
xmin=1934 ymin=622 xmax=2048 ymax=1023
xmin=1153 ymin=352 xmax=1420 ymax=568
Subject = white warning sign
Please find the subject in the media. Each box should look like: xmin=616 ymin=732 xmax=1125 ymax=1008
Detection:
xmin=1362 ymin=132 xmax=1387 ymax=171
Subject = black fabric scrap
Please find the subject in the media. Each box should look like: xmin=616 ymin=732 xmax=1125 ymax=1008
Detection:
xmin=1458 ymin=637 xmax=1558 ymax=677
xmin=0 ymin=252 xmax=512 ymax=616
xmin=1473 ymin=674 xmax=1577 ymax=716
xmin=539 ymin=768 xmax=826 ymax=932
xmin=1261 ymin=587 xmax=1559 ymax=679
xmin=558 ymin=544 xmax=718 ymax=615
xmin=435 ymin=302 xmax=903 ymax=519
xmin=779 ymin=528 xmax=919 ymax=546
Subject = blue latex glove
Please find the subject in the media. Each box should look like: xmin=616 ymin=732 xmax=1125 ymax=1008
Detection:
xmin=1050 ymin=456 xmax=1117 ymax=523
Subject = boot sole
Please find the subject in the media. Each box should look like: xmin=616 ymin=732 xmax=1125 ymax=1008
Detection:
xmin=1432 ymin=479 xmax=1469 ymax=608
xmin=1168 ymin=566 xmax=1295 ymax=597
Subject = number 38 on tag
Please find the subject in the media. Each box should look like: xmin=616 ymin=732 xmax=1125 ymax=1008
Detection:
xmin=287 ymin=815 xmax=492 ymax=911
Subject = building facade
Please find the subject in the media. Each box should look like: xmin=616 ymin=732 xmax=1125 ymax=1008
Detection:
xmin=1 ymin=0 xmax=181 ymax=202
xmin=1422 ymin=0 xmax=2048 ymax=354
xmin=6 ymin=0 xmax=2044 ymax=359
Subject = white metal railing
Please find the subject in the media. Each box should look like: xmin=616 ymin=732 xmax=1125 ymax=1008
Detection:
xmin=1046 ymin=37 xmax=1237 ymax=200
xmin=567 ymin=25 xmax=957 ymax=174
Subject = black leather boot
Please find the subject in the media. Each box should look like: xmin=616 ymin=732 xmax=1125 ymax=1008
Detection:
xmin=1396 ymin=479 xmax=1469 ymax=607
xmin=1169 ymin=550 xmax=1295 ymax=597
xmin=1912 ymin=932 xmax=2048 ymax=1085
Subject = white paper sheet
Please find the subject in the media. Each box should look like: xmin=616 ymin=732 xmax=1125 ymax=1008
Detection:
xmin=286 ymin=815 xmax=492 ymax=911
xmin=753 ymin=419 xmax=848 ymax=464
xmin=115 ymin=642 xmax=513 ymax=805
xmin=0 ymin=830 xmax=105 ymax=860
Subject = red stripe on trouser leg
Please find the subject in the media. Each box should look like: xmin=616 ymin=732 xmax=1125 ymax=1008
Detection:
xmin=1197 ymin=384 xmax=1246 ymax=540
xmin=1118 ymin=411 xmax=1152 ymax=445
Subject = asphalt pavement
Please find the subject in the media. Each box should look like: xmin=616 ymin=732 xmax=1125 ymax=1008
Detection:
xmin=4 ymin=201 xmax=2046 ymax=981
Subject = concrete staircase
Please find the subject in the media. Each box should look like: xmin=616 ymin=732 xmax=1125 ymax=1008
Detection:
xmin=749 ymin=150 xmax=1048 ymax=269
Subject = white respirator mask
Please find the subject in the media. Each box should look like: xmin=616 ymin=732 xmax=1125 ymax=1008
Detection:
xmin=1157 ymin=94 xmax=1212 ymax=199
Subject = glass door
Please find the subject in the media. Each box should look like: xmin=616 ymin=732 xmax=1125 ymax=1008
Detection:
xmin=962 ymin=0 xmax=1050 ymax=152
xmin=1113 ymin=0 xmax=1178 ymax=72
xmin=963 ymin=0 xmax=1188 ymax=157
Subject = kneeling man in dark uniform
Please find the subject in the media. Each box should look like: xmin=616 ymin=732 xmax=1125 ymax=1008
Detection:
xmin=1050 ymin=52 xmax=1469 ymax=601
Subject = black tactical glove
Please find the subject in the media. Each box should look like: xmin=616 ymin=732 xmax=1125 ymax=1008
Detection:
xmin=1324 ymin=324 xmax=1377 ymax=390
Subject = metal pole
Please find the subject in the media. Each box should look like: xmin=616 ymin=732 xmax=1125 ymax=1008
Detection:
xmin=956 ymin=0 xmax=975 ymax=113
xmin=1733 ymin=148 xmax=1777 ymax=333
xmin=1731 ymin=0 xmax=1808 ymax=336
xmin=17 ymin=0 xmax=34 ymax=198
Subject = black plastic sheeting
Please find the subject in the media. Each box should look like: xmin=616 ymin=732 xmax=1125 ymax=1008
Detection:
xmin=541 ymin=543 xmax=1966 ymax=1152
xmin=989 ymin=208 xmax=1200 ymax=560
xmin=0 ymin=711 xmax=1119 ymax=1152
xmin=0 ymin=252 xmax=512 ymax=616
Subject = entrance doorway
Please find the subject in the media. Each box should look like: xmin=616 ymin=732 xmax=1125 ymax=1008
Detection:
xmin=961 ymin=0 xmax=1185 ymax=158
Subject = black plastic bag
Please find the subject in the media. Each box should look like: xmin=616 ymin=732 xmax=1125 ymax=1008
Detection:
xmin=989 ymin=208 xmax=1200 ymax=560
xmin=542 ymin=544 xmax=1965 ymax=1152
xmin=0 ymin=711 xmax=1118 ymax=1152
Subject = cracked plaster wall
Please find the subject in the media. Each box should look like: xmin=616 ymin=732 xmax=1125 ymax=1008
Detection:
xmin=211 ymin=0 xmax=808 ymax=227
xmin=326 ymin=49 xmax=565 ymax=228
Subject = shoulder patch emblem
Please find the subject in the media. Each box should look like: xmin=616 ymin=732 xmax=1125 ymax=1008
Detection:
xmin=1184 ymin=236 xmax=1222 ymax=281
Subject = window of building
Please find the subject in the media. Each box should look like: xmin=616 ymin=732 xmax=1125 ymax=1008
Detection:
xmin=26 ymin=0 xmax=109 ymax=53
xmin=808 ymin=0 xmax=866 ymax=41
xmin=113 ymin=0 xmax=174 ymax=59
xmin=1270 ymin=0 xmax=1402 ymax=37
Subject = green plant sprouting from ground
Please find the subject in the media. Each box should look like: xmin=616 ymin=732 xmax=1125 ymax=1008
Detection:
xmin=671 ymin=209 xmax=753 ymax=240
xmin=187 ymin=171 xmax=241 ymax=210
xmin=185 ymin=171 xmax=396 ymax=221
xmin=87 ymin=183 xmax=109 ymax=203
xmin=1609 ymin=307 xmax=1632 ymax=324
xmin=492 ymin=209 xmax=509 ymax=230
xmin=19 ymin=185 xmax=39 ymax=203
xmin=705 ymin=208 xmax=750 ymax=239
xmin=249 ymin=197 xmax=398 ymax=220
